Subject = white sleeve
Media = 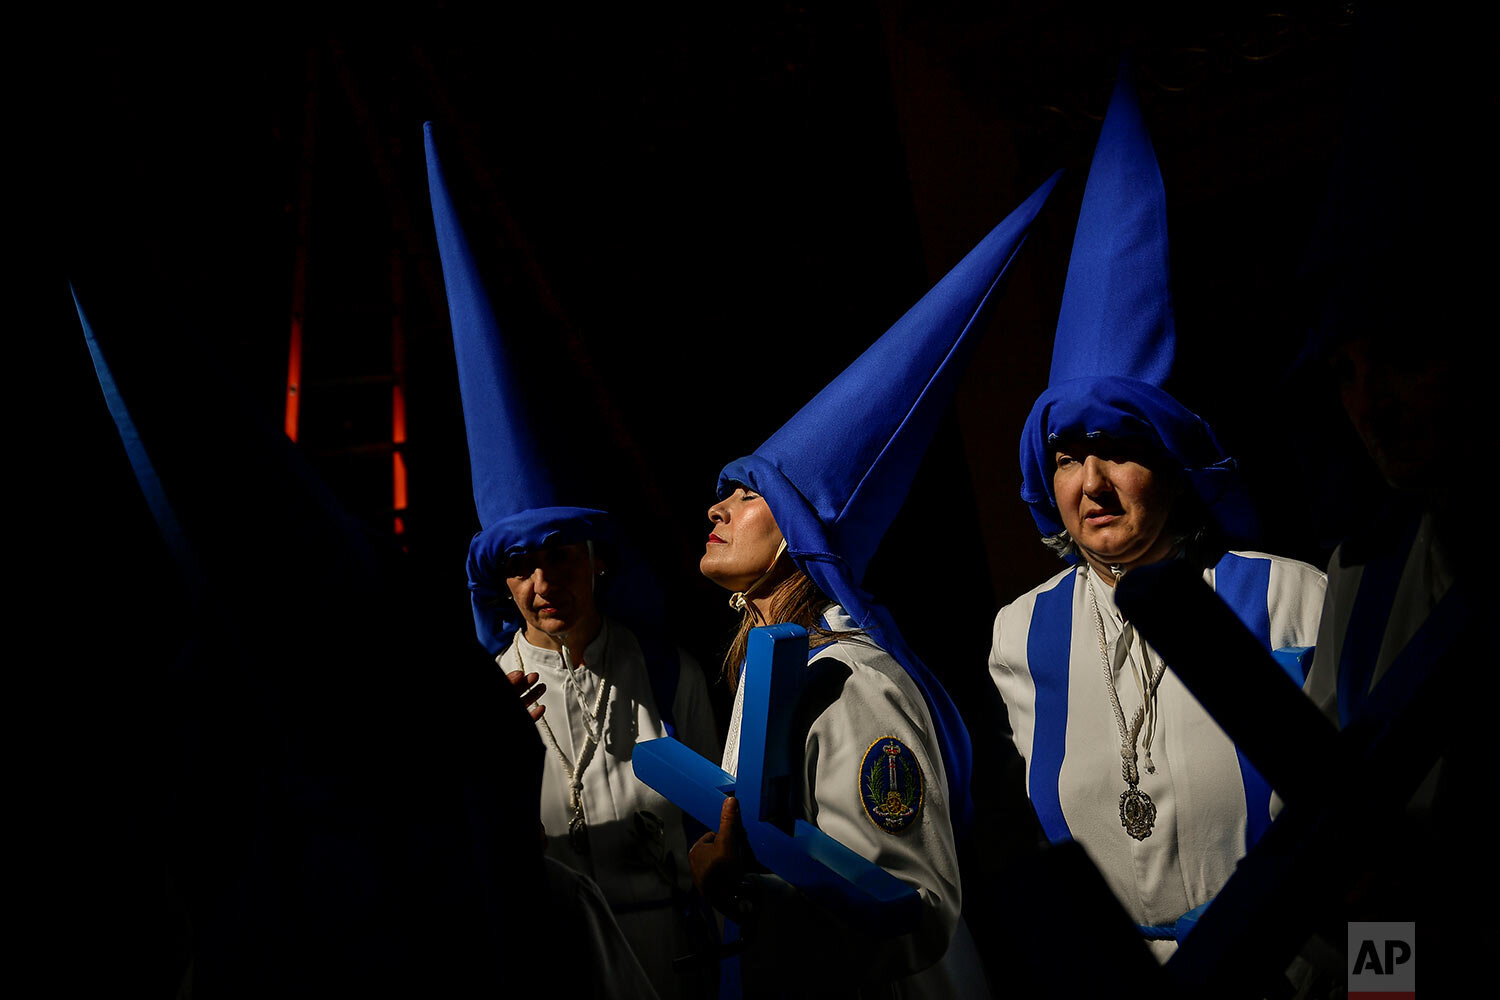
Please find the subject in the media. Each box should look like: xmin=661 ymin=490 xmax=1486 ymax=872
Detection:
xmin=989 ymin=587 xmax=1043 ymax=776
xmin=734 ymin=651 xmax=964 ymax=992
xmin=1304 ymin=546 xmax=1358 ymax=727
xmin=799 ymin=656 xmax=962 ymax=977
xmin=1264 ymin=553 xmax=1329 ymax=650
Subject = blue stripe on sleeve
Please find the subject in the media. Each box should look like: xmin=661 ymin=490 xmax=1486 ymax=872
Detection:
xmin=1213 ymin=553 xmax=1277 ymax=850
xmin=1026 ymin=571 xmax=1078 ymax=844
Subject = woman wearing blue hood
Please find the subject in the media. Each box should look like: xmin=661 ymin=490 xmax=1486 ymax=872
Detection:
xmin=426 ymin=126 xmax=720 ymax=999
xmin=688 ymin=175 xmax=1060 ymax=996
xmin=986 ymin=71 xmax=1325 ymax=960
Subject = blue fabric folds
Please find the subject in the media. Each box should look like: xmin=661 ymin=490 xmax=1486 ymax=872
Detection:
xmin=1017 ymin=375 xmax=1255 ymax=543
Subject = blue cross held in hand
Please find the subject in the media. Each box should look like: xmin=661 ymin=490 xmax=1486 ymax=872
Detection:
xmin=633 ymin=624 xmax=920 ymax=936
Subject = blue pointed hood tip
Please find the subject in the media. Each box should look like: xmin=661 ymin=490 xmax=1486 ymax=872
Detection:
xmin=1018 ymin=376 xmax=1257 ymax=545
xmin=73 ymin=284 xmax=204 ymax=593
xmin=1022 ymin=66 xmax=1256 ymax=547
xmin=427 ymin=123 xmax=630 ymax=653
xmin=718 ymin=169 xmax=1061 ymax=583
xmin=716 ymin=170 xmax=1063 ymax=831
xmin=425 ymin=122 xmax=560 ymax=529
xmin=1050 ymin=60 xmax=1176 ymax=388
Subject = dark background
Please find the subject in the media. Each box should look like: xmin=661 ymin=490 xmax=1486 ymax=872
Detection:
xmin=46 ymin=2 xmax=1369 ymax=669
xmin=32 ymin=2 xmax=1481 ymax=991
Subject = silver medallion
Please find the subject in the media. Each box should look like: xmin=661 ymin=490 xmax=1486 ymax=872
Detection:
xmin=569 ymin=814 xmax=590 ymax=855
xmin=1119 ymin=786 xmax=1156 ymax=841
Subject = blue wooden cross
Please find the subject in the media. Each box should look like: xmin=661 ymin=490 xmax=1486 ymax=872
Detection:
xmin=634 ymin=624 xmax=921 ymax=936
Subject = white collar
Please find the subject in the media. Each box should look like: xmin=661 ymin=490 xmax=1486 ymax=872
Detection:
xmin=514 ymin=618 xmax=612 ymax=673
xmin=1082 ymin=566 xmax=1126 ymax=625
xmin=819 ymin=602 xmax=853 ymax=631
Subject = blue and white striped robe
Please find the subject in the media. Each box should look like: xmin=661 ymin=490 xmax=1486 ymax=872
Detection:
xmin=989 ymin=551 xmax=1325 ymax=957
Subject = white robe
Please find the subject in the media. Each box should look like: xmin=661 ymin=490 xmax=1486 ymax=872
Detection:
xmin=500 ymin=618 xmax=719 ymax=999
xmin=721 ymin=604 xmax=987 ymax=998
xmin=1303 ymin=510 xmax=1455 ymax=729
xmin=989 ymin=552 xmax=1325 ymax=960
xmin=1299 ymin=508 xmax=1459 ymax=823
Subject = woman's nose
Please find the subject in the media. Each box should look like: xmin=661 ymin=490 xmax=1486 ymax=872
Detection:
xmin=1081 ymin=455 xmax=1109 ymax=494
xmin=707 ymin=502 xmax=727 ymax=524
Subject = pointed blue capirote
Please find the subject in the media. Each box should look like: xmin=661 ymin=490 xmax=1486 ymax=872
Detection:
xmin=425 ymin=122 xmax=557 ymax=526
xmin=69 ymin=276 xmax=384 ymax=606
xmin=720 ymin=170 xmax=1062 ymax=830
xmin=723 ymin=171 xmax=1061 ymax=587
xmin=1051 ymin=61 xmax=1175 ymax=387
xmin=74 ymin=285 xmax=204 ymax=594
xmin=426 ymin=123 xmax=619 ymax=654
xmin=425 ymin=125 xmax=680 ymax=721
xmin=1019 ymin=66 xmax=1256 ymax=544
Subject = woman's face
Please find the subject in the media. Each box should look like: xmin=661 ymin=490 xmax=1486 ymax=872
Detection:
xmin=503 ymin=542 xmax=602 ymax=643
xmin=1052 ymin=437 xmax=1179 ymax=573
xmin=700 ymin=486 xmax=785 ymax=592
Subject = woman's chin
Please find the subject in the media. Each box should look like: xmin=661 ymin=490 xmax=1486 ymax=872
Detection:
xmin=1081 ymin=538 xmax=1172 ymax=574
xmin=698 ymin=558 xmax=749 ymax=593
xmin=697 ymin=556 xmax=728 ymax=587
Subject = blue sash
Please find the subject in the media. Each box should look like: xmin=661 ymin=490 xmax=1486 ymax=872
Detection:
xmin=1214 ymin=553 xmax=1277 ymax=849
xmin=1026 ymin=571 xmax=1079 ymax=843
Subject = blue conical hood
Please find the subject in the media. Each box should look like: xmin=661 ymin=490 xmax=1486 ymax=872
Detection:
xmin=425 ymin=122 xmax=558 ymax=526
xmin=74 ymin=284 xmax=204 ymax=597
xmin=70 ymin=278 xmax=385 ymax=614
xmin=1051 ymin=62 xmax=1175 ymax=386
xmin=721 ymin=171 xmax=1060 ymax=584
xmin=425 ymin=124 xmax=682 ymax=708
xmin=1020 ymin=66 xmax=1256 ymax=544
xmin=720 ymin=170 xmax=1062 ymax=831
xmin=426 ymin=123 xmax=617 ymax=652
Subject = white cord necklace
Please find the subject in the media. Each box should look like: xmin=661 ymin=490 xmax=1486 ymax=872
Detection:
xmin=1087 ymin=567 xmax=1168 ymax=841
xmin=516 ymin=632 xmax=612 ymax=856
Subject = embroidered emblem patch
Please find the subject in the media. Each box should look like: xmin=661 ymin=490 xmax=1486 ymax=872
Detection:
xmin=859 ymin=737 xmax=924 ymax=834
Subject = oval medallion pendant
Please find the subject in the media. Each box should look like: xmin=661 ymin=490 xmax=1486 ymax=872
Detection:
xmin=1119 ymin=786 xmax=1156 ymax=841
xmin=569 ymin=814 xmax=591 ymax=855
